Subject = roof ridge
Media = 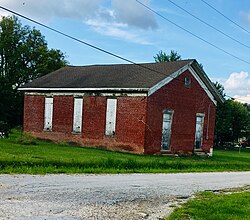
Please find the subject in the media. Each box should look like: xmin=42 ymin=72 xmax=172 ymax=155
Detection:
xmin=66 ymin=59 xmax=195 ymax=68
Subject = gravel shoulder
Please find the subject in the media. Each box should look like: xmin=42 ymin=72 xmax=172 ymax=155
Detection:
xmin=0 ymin=172 xmax=250 ymax=219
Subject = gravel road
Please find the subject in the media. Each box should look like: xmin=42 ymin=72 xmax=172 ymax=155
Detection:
xmin=0 ymin=172 xmax=250 ymax=220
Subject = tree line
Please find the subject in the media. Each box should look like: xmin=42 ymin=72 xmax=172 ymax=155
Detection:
xmin=213 ymin=82 xmax=250 ymax=146
xmin=0 ymin=16 xmax=249 ymax=146
xmin=0 ymin=16 xmax=67 ymax=136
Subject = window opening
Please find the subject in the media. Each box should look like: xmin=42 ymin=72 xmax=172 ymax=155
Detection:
xmin=185 ymin=77 xmax=191 ymax=88
xmin=105 ymin=99 xmax=117 ymax=136
xmin=194 ymin=113 xmax=205 ymax=149
xmin=44 ymin=97 xmax=53 ymax=131
xmin=161 ymin=109 xmax=174 ymax=150
xmin=73 ymin=98 xmax=83 ymax=133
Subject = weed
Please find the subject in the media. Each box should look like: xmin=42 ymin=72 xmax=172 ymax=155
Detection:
xmin=16 ymin=132 xmax=37 ymax=145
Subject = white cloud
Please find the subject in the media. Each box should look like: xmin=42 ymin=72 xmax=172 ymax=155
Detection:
xmin=224 ymin=71 xmax=250 ymax=97
xmin=85 ymin=18 xmax=152 ymax=45
xmin=0 ymin=0 xmax=101 ymax=23
xmin=112 ymin=0 xmax=158 ymax=30
xmin=0 ymin=0 xmax=157 ymax=43
xmin=233 ymin=94 xmax=250 ymax=104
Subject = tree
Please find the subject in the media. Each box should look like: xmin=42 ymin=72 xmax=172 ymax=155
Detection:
xmin=242 ymin=103 xmax=250 ymax=142
xmin=154 ymin=50 xmax=181 ymax=63
xmin=213 ymin=82 xmax=225 ymax=145
xmin=213 ymin=82 xmax=226 ymax=98
xmin=213 ymin=82 xmax=250 ymax=145
xmin=0 ymin=16 xmax=68 ymax=133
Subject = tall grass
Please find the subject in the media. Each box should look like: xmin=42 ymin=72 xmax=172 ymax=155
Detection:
xmin=0 ymin=130 xmax=249 ymax=174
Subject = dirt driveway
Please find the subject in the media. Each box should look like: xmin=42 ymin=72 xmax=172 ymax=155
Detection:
xmin=0 ymin=172 xmax=250 ymax=219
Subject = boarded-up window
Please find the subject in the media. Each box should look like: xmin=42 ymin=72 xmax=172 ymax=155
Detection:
xmin=44 ymin=97 xmax=53 ymax=131
xmin=195 ymin=113 xmax=205 ymax=149
xmin=105 ymin=98 xmax=117 ymax=136
xmin=161 ymin=109 xmax=174 ymax=150
xmin=73 ymin=98 xmax=83 ymax=133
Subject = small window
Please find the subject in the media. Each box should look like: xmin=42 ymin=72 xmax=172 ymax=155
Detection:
xmin=185 ymin=77 xmax=191 ymax=88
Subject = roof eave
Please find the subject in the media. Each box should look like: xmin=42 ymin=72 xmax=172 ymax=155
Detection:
xmin=18 ymin=87 xmax=149 ymax=93
xmin=191 ymin=60 xmax=225 ymax=104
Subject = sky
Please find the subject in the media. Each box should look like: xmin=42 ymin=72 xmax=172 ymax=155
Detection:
xmin=0 ymin=0 xmax=249 ymax=103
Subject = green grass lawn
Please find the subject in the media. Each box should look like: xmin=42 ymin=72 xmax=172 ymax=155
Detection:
xmin=167 ymin=186 xmax=250 ymax=220
xmin=0 ymin=130 xmax=249 ymax=174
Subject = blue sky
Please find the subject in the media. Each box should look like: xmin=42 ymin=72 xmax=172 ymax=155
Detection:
xmin=0 ymin=0 xmax=249 ymax=103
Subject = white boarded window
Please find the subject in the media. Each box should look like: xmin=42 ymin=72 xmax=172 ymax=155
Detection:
xmin=194 ymin=113 xmax=205 ymax=149
xmin=161 ymin=109 xmax=174 ymax=150
xmin=44 ymin=97 xmax=53 ymax=131
xmin=105 ymin=99 xmax=117 ymax=136
xmin=73 ymin=98 xmax=83 ymax=133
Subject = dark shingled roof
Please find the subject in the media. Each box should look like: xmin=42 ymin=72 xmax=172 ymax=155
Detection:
xmin=20 ymin=59 xmax=194 ymax=89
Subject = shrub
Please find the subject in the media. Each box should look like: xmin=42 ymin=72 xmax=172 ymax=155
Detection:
xmin=16 ymin=132 xmax=37 ymax=145
xmin=0 ymin=121 xmax=10 ymax=138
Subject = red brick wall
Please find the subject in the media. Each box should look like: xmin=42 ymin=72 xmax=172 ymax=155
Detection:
xmin=144 ymin=70 xmax=216 ymax=154
xmin=23 ymin=94 xmax=147 ymax=154
xmin=23 ymin=95 xmax=44 ymax=132
xmin=82 ymin=96 xmax=106 ymax=139
xmin=115 ymin=96 xmax=147 ymax=149
xmin=81 ymin=96 xmax=147 ymax=153
xmin=53 ymin=96 xmax=74 ymax=133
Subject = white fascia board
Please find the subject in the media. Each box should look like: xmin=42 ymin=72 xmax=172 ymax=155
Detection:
xmin=25 ymin=91 xmax=147 ymax=97
xmin=148 ymin=63 xmax=217 ymax=106
xmin=18 ymin=87 xmax=149 ymax=92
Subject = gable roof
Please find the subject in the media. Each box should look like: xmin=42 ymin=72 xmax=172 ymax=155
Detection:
xmin=19 ymin=59 xmax=224 ymax=104
xmin=20 ymin=60 xmax=192 ymax=89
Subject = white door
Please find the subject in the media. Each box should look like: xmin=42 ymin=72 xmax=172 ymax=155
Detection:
xmin=161 ymin=110 xmax=174 ymax=150
xmin=44 ymin=97 xmax=53 ymax=130
xmin=195 ymin=113 xmax=205 ymax=149
xmin=73 ymin=98 xmax=83 ymax=133
xmin=105 ymin=99 xmax=117 ymax=136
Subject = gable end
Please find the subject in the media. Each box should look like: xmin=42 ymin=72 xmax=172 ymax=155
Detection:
xmin=148 ymin=63 xmax=217 ymax=106
xmin=148 ymin=64 xmax=189 ymax=97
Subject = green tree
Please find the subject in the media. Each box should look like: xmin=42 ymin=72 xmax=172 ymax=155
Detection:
xmin=214 ymin=82 xmax=250 ymax=145
xmin=0 ymin=16 xmax=68 ymax=134
xmin=154 ymin=50 xmax=181 ymax=63
xmin=213 ymin=82 xmax=226 ymax=98
xmin=242 ymin=103 xmax=250 ymax=142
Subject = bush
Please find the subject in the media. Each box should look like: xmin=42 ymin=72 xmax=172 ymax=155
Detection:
xmin=0 ymin=121 xmax=10 ymax=138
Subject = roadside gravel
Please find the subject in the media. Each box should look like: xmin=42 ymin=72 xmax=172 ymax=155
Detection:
xmin=0 ymin=172 xmax=249 ymax=219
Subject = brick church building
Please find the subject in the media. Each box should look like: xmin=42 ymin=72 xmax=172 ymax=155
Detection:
xmin=19 ymin=59 xmax=223 ymax=155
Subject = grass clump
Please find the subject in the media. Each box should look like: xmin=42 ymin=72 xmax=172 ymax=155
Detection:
xmin=15 ymin=132 xmax=37 ymax=145
xmin=167 ymin=186 xmax=250 ymax=220
xmin=0 ymin=129 xmax=249 ymax=174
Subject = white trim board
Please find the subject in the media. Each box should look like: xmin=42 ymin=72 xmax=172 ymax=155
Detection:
xmin=19 ymin=87 xmax=149 ymax=92
xmin=24 ymin=92 xmax=147 ymax=97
